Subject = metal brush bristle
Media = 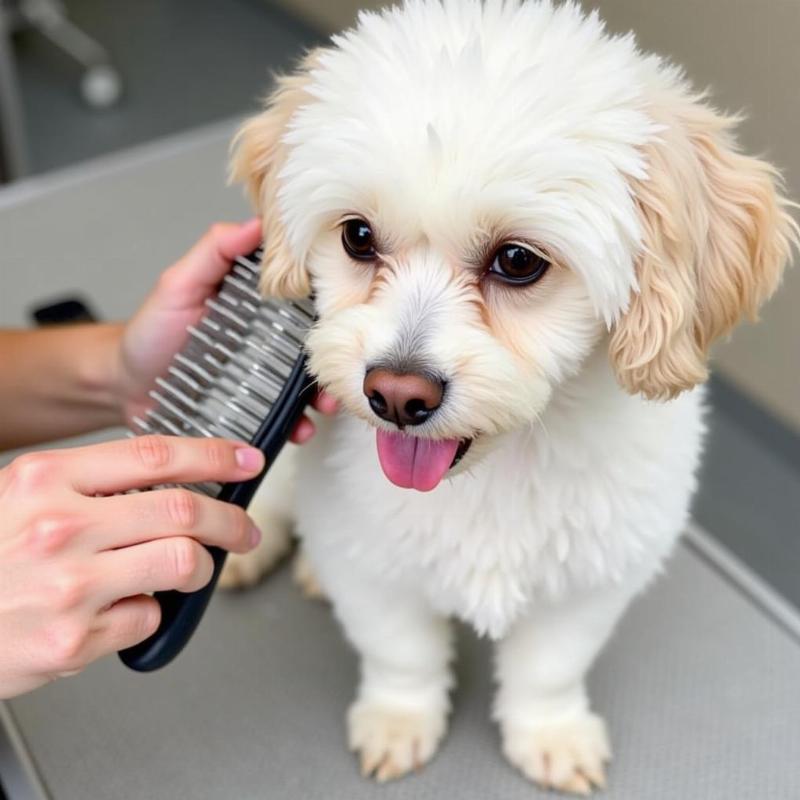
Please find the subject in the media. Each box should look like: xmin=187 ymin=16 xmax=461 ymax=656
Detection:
xmin=132 ymin=248 xmax=314 ymax=495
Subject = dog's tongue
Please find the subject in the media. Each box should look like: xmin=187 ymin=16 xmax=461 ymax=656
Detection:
xmin=375 ymin=430 xmax=459 ymax=492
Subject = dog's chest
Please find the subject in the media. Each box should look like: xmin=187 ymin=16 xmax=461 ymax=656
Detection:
xmin=296 ymin=400 xmax=701 ymax=637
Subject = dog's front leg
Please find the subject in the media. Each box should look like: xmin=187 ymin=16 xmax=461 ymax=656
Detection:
xmin=494 ymin=581 xmax=637 ymax=795
xmin=310 ymin=551 xmax=453 ymax=782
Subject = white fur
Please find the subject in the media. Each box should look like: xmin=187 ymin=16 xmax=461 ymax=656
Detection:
xmin=224 ymin=1 xmax=792 ymax=793
xmin=280 ymin=343 xmax=702 ymax=792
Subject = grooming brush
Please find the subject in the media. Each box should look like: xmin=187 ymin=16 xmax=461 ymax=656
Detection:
xmin=118 ymin=247 xmax=315 ymax=672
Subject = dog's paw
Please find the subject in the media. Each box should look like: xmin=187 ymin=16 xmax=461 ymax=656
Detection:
xmin=218 ymin=524 xmax=291 ymax=590
xmin=292 ymin=548 xmax=326 ymax=600
xmin=501 ymin=713 xmax=611 ymax=795
xmin=348 ymin=700 xmax=446 ymax=782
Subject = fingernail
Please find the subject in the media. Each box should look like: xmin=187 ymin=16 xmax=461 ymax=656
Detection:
xmin=235 ymin=447 xmax=264 ymax=472
xmin=249 ymin=525 xmax=262 ymax=548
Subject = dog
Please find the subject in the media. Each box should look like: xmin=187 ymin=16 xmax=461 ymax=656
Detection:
xmin=220 ymin=0 xmax=797 ymax=793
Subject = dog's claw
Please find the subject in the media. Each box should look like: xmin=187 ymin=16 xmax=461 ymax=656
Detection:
xmin=561 ymin=773 xmax=593 ymax=796
xmin=582 ymin=763 xmax=607 ymax=790
xmin=359 ymin=751 xmax=381 ymax=778
xmin=502 ymin=713 xmax=610 ymax=795
xmin=375 ymin=756 xmax=400 ymax=783
xmin=349 ymin=700 xmax=446 ymax=783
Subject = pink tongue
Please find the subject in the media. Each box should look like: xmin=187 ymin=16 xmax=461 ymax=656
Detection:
xmin=376 ymin=430 xmax=460 ymax=492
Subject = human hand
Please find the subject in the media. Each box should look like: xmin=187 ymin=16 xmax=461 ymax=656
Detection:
xmin=0 ymin=435 xmax=265 ymax=699
xmin=114 ymin=219 xmax=337 ymax=441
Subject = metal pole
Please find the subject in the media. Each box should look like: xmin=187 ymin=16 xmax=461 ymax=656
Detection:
xmin=0 ymin=6 xmax=29 ymax=182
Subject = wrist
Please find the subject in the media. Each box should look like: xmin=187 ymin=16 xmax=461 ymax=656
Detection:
xmin=77 ymin=323 xmax=127 ymax=427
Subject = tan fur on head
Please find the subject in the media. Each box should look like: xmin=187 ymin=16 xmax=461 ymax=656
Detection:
xmin=229 ymin=50 xmax=323 ymax=299
xmin=611 ymin=92 xmax=798 ymax=400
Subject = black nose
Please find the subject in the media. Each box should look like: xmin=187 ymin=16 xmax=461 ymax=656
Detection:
xmin=363 ymin=368 xmax=445 ymax=427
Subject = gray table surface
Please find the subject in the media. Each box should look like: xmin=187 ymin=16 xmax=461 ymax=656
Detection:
xmin=1 ymin=122 xmax=799 ymax=800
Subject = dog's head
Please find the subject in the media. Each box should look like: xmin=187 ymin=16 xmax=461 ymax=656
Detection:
xmin=231 ymin=0 xmax=796 ymax=491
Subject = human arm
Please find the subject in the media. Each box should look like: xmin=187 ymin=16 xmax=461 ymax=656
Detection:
xmin=0 ymin=219 xmax=336 ymax=451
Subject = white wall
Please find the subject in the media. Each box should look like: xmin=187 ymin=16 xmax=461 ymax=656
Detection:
xmin=588 ymin=0 xmax=800 ymax=430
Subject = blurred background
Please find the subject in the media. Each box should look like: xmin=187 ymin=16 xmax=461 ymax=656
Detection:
xmin=0 ymin=0 xmax=797 ymax=604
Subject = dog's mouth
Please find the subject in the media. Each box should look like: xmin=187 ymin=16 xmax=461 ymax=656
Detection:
xmin=375 ymin=430 xmax=473 ymax=492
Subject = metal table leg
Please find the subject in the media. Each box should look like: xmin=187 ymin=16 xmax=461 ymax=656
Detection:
xmin=0 ymin=8 xmax=29 ymax=183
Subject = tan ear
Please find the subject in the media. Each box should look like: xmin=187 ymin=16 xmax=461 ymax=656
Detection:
xmin=610 ymin=93 xmax=798 ymax=400
xmin=229 ymin=50 xmax=322 ymax=298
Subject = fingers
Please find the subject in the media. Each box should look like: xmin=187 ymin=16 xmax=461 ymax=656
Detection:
xmin=289 ymin=391 xmax=339 ymax=444
xmin=312 ymin=391 xmax=339 ymax=416
xmin=96 ymin=537 xmax=215 ymax=605
xmin=66 ymin=436 xmax=264 ymax=496
xmin=165 ymin=218 xmax=263 ymax=306
xmin=41 ymin=596 xmax=162 ymax=678
xmin=289 ymin=416 xmax=316 ymax=444
xmin=86 ymin=489 xmax=260 ymax=554
xmin=88 ymin=595 xmax=162 ymax=659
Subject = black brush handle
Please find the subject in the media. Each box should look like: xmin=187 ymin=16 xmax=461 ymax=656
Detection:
xmin=119 ymin=357 xmax=315 ymax=672
xmin=117 ymin=544 xmax=228 ymax=672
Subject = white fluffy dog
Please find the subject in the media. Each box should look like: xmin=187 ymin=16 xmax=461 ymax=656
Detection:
xmin=221 ymin=0 xmax=796 ymax=793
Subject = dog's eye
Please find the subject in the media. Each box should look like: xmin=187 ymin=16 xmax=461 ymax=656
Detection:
xmin=489 ymin=244 xmax=550 ymax=285
xmin=342 ymin=218 xmax=377 ymax=260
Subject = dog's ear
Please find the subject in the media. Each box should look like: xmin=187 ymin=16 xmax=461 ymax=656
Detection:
xmin=229 ymin=50 xmax=322 ymax=298
xmin=610 ymin=93 xmax=797 ymax=400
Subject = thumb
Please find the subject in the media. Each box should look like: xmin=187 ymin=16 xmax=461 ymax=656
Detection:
xmin=166 ymin=218 xmax=263 ymax=305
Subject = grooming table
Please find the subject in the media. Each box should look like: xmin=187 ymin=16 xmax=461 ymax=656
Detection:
xmin=1 ymin=123 xmax=798 ymax=800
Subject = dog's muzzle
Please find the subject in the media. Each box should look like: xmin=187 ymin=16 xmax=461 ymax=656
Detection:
xmin=362 ymin=367 xmax=472 ymax=492
xmin=363 ymin=367 xmax=444 ymax=428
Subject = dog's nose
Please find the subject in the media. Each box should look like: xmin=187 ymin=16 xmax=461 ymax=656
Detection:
xmin=363 ymin=368 xmax=444 ymax=427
